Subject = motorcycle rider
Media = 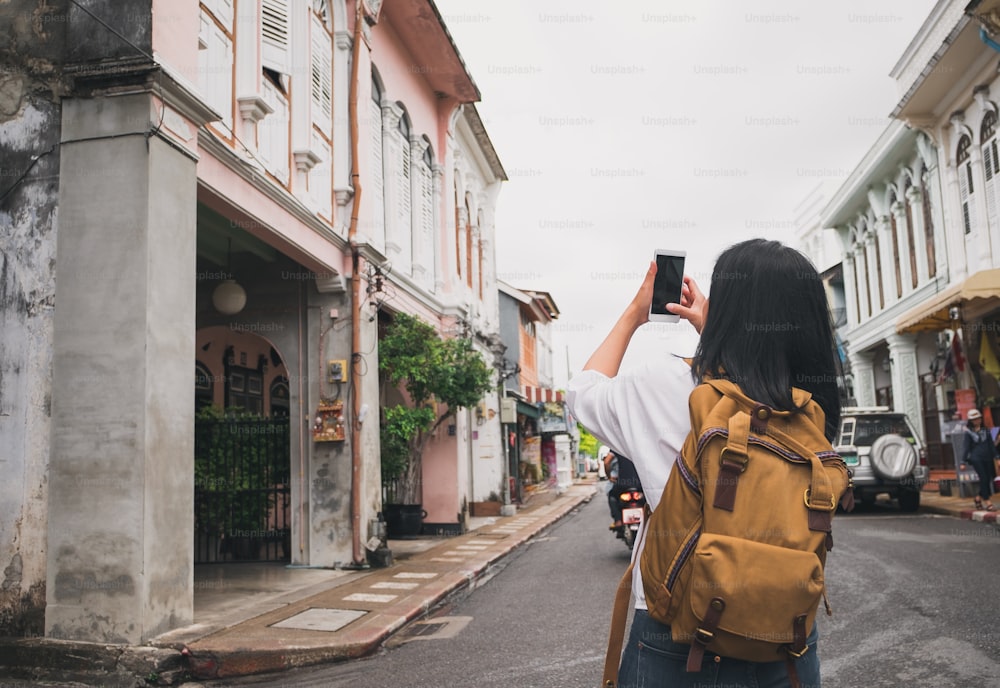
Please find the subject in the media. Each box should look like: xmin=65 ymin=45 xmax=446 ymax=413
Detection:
xmin=604 ymin=449 xmax=642 ymax=532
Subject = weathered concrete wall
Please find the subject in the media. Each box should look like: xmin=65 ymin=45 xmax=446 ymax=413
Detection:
xmin=46 ymin=91 xmax=195 ymax=643
xmin=0 ymin=0 xmax=69 ymax=637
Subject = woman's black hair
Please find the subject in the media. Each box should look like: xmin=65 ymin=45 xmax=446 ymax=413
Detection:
xmin=692 ymin=238 xmax=841 ymax=441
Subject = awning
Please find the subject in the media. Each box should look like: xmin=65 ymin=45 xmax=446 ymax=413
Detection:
xmin=516 ymin=400 xmax=540 ymax=419
xmin=895 ymin=268 xmax=1000 ymax=333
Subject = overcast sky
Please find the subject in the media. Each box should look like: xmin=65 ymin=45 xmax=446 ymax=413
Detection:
xmin=432 ymin=0 xmax=941 ymax=387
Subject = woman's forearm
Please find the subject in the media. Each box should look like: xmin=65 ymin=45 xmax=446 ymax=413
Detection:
xmin=582 ymin=306 xmax=645 ymax=377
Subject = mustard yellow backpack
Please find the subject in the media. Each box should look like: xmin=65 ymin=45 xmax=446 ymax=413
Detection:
xmin=639 ymin=378 xmax=853 ymax=674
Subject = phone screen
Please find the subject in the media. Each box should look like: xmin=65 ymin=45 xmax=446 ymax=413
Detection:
xmin=651 ymin=253 xmax=685 ymax=315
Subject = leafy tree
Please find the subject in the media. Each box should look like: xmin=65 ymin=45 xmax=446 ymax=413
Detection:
xmin=577 ymin=422 xmax=600 ymax=459
xmin=379 ymin=313 xmax=494 ymax=503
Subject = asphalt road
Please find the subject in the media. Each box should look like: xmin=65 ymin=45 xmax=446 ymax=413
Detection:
xmin=207 ymin=497 xmax=1000 ymax=688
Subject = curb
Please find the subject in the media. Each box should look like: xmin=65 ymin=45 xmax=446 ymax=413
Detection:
xmin=0 ymin=484 xmax=596 ymax=686
xmin=185 ymin=485 xmax=596 ymax=680
xmin=960 ymin=509 xmax=999 ymax=523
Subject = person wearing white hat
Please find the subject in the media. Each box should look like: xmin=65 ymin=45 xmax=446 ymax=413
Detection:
xmin=962 ymin=408 xmax=998 ymax=510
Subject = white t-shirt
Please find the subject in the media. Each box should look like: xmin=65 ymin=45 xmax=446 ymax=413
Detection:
xmin=566 ymin=355 xmax=695 ymax=610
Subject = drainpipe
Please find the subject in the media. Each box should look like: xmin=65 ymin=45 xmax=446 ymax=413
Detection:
xmin=981 ymin=26 xmax=1000 ymax=53
xmin=347 ymin=0 xmax=366 ymax=567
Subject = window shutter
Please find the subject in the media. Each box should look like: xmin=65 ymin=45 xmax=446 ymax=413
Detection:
xmin=259 ymin=78 xmax=289 ymax=184
xmin=985 ymin=141 xmax=998 ymax=233
xmin=310 ymin=134 xmax=332 ymax=218
xmin=960 ymin=162 xmax=976 ymax=235
xmin=198 ymin=11 xmax=233 ymax=128
xmin=262 ymin=0 xmax=291 ymax=74
xmin=397 ymin=132 xmax=411 ymax=230
xmin=311 ymin=18 xmax=332 ymax=134
xmin=370 ymin=98 xmax=385 ymax=245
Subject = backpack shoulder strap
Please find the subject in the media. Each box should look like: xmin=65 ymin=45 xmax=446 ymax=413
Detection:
xmin=602 ymin=558 xmax=634 ymax=688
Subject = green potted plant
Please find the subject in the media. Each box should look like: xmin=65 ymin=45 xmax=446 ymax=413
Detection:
xmin=379 ymin=313 xmax=494 ymax=536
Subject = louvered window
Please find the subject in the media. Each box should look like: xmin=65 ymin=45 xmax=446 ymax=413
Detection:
xmin=310 ymin=133 xmax=332 ymax=218
xmin=259 ymin=74 xmax=290 ymax=184
xmin=957 ymin=135 xmax=976 ymax=235
xmin=396 ymin=115 xmax=412 ymax=240
xmin=198 ymin=9 xmax=233 ymax=128
xmin=982 ymin=112 xmax=1000 ymax=237
xmin=262 ymin=0 xmax=290 ymax=74
xmin=370 ymin=78 xmax=385 ymax=247
xmin=311 ymin=16 xmax=332 ymax=135
xmin=902 ymin=184 xmax=917 ymax=289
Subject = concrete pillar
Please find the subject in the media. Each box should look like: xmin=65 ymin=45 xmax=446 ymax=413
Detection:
xmin=891 ymin=201 xmax=914 ymax=296
xmin=875 ymin=216 xmax=898 ymax=309
xmin=853 ymin=244 xmax=870 ymax=322
xmin=843 ymin=253 xmax=858 ymax=328
xmin=943 ymin=162 xmax=970 ymax=281
xmin=45 ymin=91 xmax=197 ymax=643
xmin=849 ymin=349 xmax=877 ymax=408
xmin=905 ymin=185 xmax=930 ymax=287
xmin=886 ymin=333 xmax=924 ymax=441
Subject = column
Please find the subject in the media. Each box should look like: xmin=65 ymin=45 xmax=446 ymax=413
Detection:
xmin=969 ymin=143 xmax=989 ymax=274
xmin=875 ymin=216 xmax=898 ymax=309
xmin=886 ymin=333 xmax=924 ymax=441
xmin=843 ymin=252 xmax=859 ymax=328
xmin=863 ymin=229 xmax=882 ymax=313
xmin=891 ymin=200 xmax=914 ymax=296
xmin=848 ymin=349 xmax=877 ymax=408
xmin=46 ymin=91 xmax=198 ymax=643
xmin=941 ymin=163 xmax=965 ymax=279
xmin=854 ymin=244 xmax=870 ymax=323
xmin=905 ymin=185 xmax=930 ymax=287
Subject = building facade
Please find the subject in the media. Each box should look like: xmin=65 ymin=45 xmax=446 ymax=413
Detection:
xmin=0 ymin=0 xmax=505 ymax=644
xmin=805 ymin=0 xmax=1000 ymax=471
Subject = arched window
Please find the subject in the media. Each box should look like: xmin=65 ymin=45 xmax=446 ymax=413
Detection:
xmin=957 ymin=134 xmax=976 ymax=235
xmin=269 ymin=377 xmax=289 ymax=418
xmin=413 ymin=139 xmax=434 ymax=289
xmin=465 ymin=195 xmax=474 ymax=288
xmin=920 ymin=164 xmax=936 ymax=278
xmin=195 ymin=362 xmax=215 ymax=411
xmin=395 ymin=110 xmax=412 ymax=250
xmin=370 ymin=75 xmax=385 ymax=247
xmin=981 ymin=111 xmax=1000 ymax=235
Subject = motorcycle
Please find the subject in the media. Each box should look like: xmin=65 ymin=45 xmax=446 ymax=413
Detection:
xmin=614 ymin=488 xmax=646 ymax=550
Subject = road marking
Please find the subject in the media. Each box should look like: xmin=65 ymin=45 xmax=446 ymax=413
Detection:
xmin=394 ymin=572 xmax=438 ymax=579
xmin=343 ymin=593 xmax=397 ymax=603
xmin=370 ymin=581 xmax=419 ymax=590
xmin=456 ymin=544 xmax=489 ymax=550
xmin=431 ymin=557 xmax=466 ymax=563
xmin=271 ymin=608 xmax=367 ymax=632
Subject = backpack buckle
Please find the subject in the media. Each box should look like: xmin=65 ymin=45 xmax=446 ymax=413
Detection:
xmin=719 ymin=447 xmax=748 ymax=472
xmin=803 ymin=488 xmax=837 ymax=511
xmin=694 ymin=628 xmax=714 ymax=644
xmin=785 ymin=644 xmax=810 ymax=659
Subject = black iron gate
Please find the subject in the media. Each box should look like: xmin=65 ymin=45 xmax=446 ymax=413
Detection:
xmin=194 ymin=416 xmax=291 ymax=563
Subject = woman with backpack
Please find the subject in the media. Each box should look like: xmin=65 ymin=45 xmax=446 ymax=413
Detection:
xmin=568 ymin=238 xmax=843 ymax=688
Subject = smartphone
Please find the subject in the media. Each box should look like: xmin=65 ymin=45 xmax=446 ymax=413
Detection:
xmin=648 ymin=249 xmax=686 ymax=322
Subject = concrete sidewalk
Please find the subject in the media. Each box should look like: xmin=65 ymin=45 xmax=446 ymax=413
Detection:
xmin=920 ymin=487 xmax=1000 ymax=523
xmin=0 ymin=480 xmax=597 ymax=686
xmin=171 ymin=481 xmax=597 ymax=681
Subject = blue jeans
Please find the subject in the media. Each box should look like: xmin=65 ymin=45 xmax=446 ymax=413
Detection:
xmin=617 ymin=609 xmax=821 ymax=688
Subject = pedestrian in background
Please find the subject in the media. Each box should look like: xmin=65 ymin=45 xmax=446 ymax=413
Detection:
xmin=962 ymin=408 xmax=997 ymax=511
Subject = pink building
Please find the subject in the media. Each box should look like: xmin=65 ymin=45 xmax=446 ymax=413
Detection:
xmin=0 ymin=0 xmax=504 ymax=644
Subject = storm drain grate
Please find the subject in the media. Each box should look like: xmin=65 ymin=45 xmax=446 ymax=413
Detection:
xmin=407 ymin=622 xmax=448 ymax=637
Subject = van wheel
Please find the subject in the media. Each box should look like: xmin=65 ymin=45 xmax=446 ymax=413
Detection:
xmin=898 ymin=490 xmax=920 ymax=512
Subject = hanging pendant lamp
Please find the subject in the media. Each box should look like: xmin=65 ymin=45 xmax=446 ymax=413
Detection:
xmin=212 ymin=238 xmax=247 ymax=315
